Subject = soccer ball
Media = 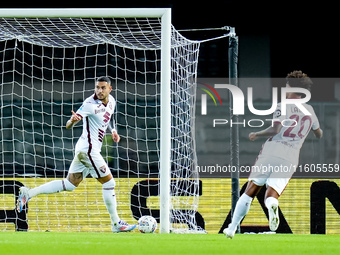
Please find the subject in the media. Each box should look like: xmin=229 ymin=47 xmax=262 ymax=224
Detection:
xmin=137 ymin=215 xmax=157 ymax=233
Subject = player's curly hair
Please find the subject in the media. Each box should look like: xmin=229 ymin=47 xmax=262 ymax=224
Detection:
xmin=286 ymin=70 xmax=312 ymax=92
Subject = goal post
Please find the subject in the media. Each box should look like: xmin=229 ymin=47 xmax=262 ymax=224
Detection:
xmin=228 ymin=28 xmax=240 ymax=233
xmin=159 ymin=9 xmax=172 ymax=234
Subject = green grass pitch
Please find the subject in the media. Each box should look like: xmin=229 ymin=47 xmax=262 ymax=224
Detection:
xmin=0 ymin=232 xmax=339 ymax=255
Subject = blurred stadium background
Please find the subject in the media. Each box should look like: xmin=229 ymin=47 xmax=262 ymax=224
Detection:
xmin=0 ymin=2 xmax=339 ymax=234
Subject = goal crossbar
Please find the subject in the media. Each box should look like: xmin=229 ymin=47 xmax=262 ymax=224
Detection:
xmin=0 ymin=8 xmax=170 ymax=18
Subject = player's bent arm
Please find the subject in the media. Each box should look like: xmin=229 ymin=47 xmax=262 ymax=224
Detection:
xmin=66 ymin=119 xmax=80 ymax=129
xmin=249 ymin=123 xmax=282 ymax=141
xmin=313 ymin=128 xmax=323 ymax=139
xmin=66 ymin=110 xmax=81 ymax=129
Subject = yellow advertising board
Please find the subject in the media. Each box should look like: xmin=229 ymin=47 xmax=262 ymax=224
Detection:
xmin=1 ymin=178 xmax=339 ymax=234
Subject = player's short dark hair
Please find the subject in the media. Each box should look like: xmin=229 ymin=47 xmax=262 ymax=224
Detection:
xmin=286 ymin=70 xmax=312 ymax=92
xmin=96 ymin=76 xmax=111 ymax=84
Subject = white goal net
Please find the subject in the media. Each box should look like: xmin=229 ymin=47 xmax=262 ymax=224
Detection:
xmin=0 ymin=9 xmax=204 ymax=233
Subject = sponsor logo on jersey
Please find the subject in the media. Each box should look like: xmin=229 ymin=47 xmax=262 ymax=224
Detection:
xmin=95 ymin=108 xmax=106 ymax=114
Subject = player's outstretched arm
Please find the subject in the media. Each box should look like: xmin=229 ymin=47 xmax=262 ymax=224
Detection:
xmin=313 ymin=128 xmax=323 ymax=139
xmin=249 ymin=122 xmax=282 ymax=141
xmin=66 ymin=110 xmax=81 ymax=129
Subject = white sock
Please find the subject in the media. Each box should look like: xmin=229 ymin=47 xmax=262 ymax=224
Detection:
xmin=102 ymin=179 xmax=120 ymax=224
xmin=28 ymin=179 xmax=76 ymax=198
xmin=229 ymin=193 xmax=253 ymax=232
xmin=265 ymin=196 xmax=279 ymax=209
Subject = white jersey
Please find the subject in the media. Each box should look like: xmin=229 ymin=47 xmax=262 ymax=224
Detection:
xmin=261 ymin=102 xmax=320 ymax=163
xmin=74 ymin=94 xmax=116 ymax=154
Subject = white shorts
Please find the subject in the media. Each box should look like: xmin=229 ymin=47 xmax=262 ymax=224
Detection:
xmin=248 ymin=154 xmax=297 ymax=195
xmin=69 ymin=151 xmax=110 ymax=179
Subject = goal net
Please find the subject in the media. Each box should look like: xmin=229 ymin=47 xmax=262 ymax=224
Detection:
xmin=0 ymin=9 xmax=203 ymax=233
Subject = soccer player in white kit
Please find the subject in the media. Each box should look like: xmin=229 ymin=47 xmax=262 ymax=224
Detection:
xmin=17 ymin=76 xmax=136 ymax=233
xmin=224 ymin=71 xmax=323 ymax=238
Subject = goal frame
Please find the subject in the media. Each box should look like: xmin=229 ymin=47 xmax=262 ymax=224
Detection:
xmin=0 ymin=8 xmax=172 ymax=233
